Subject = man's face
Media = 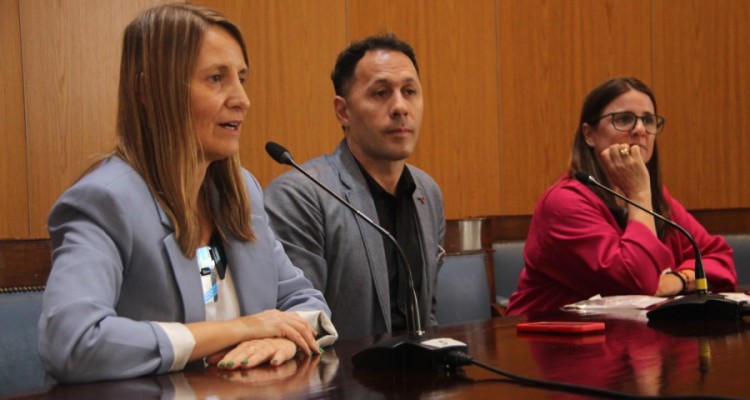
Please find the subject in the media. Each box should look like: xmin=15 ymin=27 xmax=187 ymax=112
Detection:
xmin=334 ymin=49 xmax=423 ymax=167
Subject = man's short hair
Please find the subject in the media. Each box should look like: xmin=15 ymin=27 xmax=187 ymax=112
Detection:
xmin=331 ymin=33 xmax=419 ymax=98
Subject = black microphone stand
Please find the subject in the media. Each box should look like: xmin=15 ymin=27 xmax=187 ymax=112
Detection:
xmin=574 ymin=172 xmax=744 ymax=321
xmin=266 ymin=141 xmax=468 ymax=371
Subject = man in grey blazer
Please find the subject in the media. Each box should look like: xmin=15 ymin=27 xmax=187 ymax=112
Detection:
xmin=265 ymin=34 xmax=445 ymax=340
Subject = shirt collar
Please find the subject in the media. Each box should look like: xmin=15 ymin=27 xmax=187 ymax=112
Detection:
xmin=356 ymin=161 xmax=417 ymax=199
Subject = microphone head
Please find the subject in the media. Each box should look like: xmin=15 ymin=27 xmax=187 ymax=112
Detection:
xmin=265 ymin=141 xmax=293 ymax=165
xmin=574 ymin=171 xmax=593 ymax=185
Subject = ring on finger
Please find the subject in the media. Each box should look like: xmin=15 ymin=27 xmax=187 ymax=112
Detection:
xmin=619 ymin=147 xmax=630 ymax=156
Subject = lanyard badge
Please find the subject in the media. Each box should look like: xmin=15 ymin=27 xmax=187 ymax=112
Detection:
xmin=197 ymin=246 xmax=218 ymax=304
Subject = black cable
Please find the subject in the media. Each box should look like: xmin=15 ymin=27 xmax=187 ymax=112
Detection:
xmin=445 ymin=350 xmax=747 ymax=400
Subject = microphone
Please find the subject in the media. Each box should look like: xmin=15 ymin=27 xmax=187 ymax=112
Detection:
xmin=574 ymin=171 xmax=744 ymax=321
xmin=266 ymin=141 xmax=468 ymax=371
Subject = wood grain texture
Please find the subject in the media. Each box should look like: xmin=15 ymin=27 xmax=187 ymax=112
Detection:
xmin=2 ymin=0 xmax=749 ymax=241
xmin=0 ymin=239 xmax=51 ymax=290
xmin=346 ymin=0 xmax=502 ymax=219
xmin=653 ymin=0 xmax=750 ymax=209
xmin=0 ymin=0 xmax=29 ymax=237
xmin=196 ymin=0 xmax=347 ymax=186
xmin=498 ymin=0 xmax=653 ymax=215
xmin=20 ymin=0 xmax=174 ymax=237
xmin=6 ymin=309 xmax=750 ymax=398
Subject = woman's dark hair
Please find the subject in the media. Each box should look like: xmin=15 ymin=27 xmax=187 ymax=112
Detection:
xmin=568 ymin=77 xmax=671 ymax=239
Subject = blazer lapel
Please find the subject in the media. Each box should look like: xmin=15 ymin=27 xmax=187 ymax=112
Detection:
xmin=411 ymin=184 xmax=432 ymax=321
xmin=336 ymin=143 xmax=392 ymax=328
xmin=157 ymin=203 xmax=206 ymax=323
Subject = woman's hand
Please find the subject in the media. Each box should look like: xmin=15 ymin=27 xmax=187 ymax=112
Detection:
xmin=235 ymin=310 xmax=320 ymax=357
xmin=599 ymin=144 xmax=650 ymax=200
xmin=655 ymin=270 xmax=694 ymax=297
xmin=599 ymin=144 xmax=657 ymax=234
xmin=654 ymin=273 xmax=683 ymax=297
xmin=208 ymin=338 xmax=298 ymax=369
xmin=187 ymin=310 xmax=320 ymax=363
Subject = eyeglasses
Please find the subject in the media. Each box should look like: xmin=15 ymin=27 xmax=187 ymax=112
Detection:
xmin=592 ymin=111 xmax=666 ymax=135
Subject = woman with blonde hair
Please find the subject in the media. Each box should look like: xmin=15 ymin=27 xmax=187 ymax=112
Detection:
xmin=38 ymin=4 xmax=335 ymax=383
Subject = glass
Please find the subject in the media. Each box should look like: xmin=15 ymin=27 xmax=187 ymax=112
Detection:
xmin=593 ymin=111 xmax=666 ymax=135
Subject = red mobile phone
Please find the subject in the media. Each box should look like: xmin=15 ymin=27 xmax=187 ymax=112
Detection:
xmin=516 ymin=321 xmax=605 ymax=334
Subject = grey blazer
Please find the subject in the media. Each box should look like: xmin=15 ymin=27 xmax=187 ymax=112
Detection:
xmin=264 ymin=140 xmax=445 ymax=339
xmin=38 ymin=157 xmax=329 ymax=383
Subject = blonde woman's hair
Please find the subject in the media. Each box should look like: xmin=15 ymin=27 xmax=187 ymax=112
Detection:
xmin=115 ymin=3 xmax=254 ymax=256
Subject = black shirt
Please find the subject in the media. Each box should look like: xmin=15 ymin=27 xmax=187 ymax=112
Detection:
xmin=358 ymin=163 xmax=424 ymax=333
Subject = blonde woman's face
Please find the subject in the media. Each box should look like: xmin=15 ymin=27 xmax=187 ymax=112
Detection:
xmin=190 ymin=26 xmax=250 ymax=164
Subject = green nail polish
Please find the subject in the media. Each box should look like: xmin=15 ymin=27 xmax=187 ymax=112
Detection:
xmin=219 ymin=362 xmax=226 ymax=367
xmin=227 ymin=361 xmax=234 ymax=367
xmin=241 ymin=359 xmax=249 ymax=365
xmin=272 ymin=359 xmax=278 ymax=365
xmin=319 ymin=345 xmax=325 ymax=353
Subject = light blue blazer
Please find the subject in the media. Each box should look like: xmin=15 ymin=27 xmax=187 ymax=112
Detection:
xmin=38 ymin=157 xmax=329 ymax=383
xmin=265 ymin=140 xmax=446 ymax=340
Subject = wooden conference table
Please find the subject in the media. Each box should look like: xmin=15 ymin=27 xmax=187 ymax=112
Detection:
xmin=8 ymin=309 xmax=750 ymax=399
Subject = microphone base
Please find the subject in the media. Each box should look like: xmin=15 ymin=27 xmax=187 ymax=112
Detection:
xmin=646 ymin=293 xmax=745 ymax=321
xmin=351 ymin=334 xmax=468 ymax=373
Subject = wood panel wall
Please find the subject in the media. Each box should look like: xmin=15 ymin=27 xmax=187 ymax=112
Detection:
xmin=15 ymin=0 xmax=174 ymax=238
xmin=0 ymin=0 xmax=28 ymax=238
xmin=498 ymin=0 xmax=653 ymax=214
xmin=1 ymin=0 xmax=748 ymax=241
xmin=202 ymin=0 xmax=347 ymax=184
xmin=653 ymin=0 xmax=750 ymax=208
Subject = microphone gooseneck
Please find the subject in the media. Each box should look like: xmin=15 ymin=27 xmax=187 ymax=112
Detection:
xmin=265 ymin=141 xmax=424 ymax=336
xmin=573 ymin=172 xmax=707 ymax=294
xmin=574 ymin=171 xmax=744 ymax=321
